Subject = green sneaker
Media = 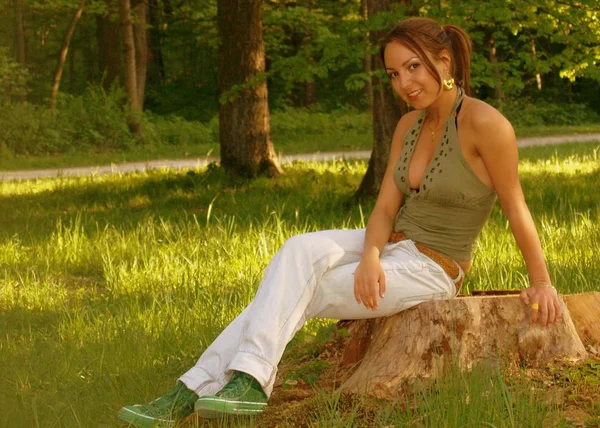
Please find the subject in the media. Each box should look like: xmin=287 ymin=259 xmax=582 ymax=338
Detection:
xmin=194 ymin=371 xmax=268 ymax=419
xmin=117 ymin=381 xmax=198 ymax=427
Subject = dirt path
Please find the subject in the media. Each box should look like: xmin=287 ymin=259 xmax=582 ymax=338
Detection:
xmin=1 ymin=133 xmax=599 ymax=182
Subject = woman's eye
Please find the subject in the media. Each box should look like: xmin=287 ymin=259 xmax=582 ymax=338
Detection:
xmin=409 ymin=63 xmax=420 ymax=70
xmin=388 ymin=71 xmax=399 ymax=79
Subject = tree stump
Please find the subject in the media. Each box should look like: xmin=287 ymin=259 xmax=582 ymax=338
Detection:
xmin=339 ymin=293 xmax=599 ymax=398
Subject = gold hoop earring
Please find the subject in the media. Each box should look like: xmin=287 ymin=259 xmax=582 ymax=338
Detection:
xmin=442 ymin=77 xmax=455 ymax=90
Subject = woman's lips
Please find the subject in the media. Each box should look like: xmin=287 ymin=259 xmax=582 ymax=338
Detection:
xmin=407 ymin=89 xmax=423 ymax=100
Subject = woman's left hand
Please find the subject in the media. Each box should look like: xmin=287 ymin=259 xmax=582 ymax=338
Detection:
xmin=519 ymin=285 xmax=562 ymax=327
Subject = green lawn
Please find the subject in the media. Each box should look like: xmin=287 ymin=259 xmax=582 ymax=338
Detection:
xmin=0 ymin=142 xmax=599 ymax=427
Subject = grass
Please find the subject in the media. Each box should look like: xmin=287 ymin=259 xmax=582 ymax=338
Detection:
xmin=0 ymin=142 xmax=599 ymax=427
xmin=0 ymin=107 xmax=599 ymax=172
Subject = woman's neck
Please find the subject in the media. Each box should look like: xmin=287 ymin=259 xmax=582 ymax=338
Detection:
xmin=425 ymin=86 xmax=459 ymax=128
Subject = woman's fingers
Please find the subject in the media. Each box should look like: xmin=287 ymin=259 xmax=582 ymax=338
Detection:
xmin=554 ymin=298 xmax=563 ymax=321
xmin=353 ymin=279 xmax=361 ymax=304
xmin=531 ymin=301 xmax=539 ymax=324
xmin=356 ymin=275 xmax=379 ymax=310
xmin=379 ymin=272 xmax=386 ymax=299
xmin=539 ymin=300 xmax=549 ymax=327
xmin=525 ymin=286 xmax=561 ymax=327
xmin=546 ymin=299 xmax=556 ymax=326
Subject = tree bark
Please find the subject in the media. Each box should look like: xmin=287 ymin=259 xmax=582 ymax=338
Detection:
xmin=96 ymin=3 xmax=121 ymax=90
xmin=531 ymin=39 xmax=542 ymax=91
xmin=487 ymin=34 xmax=504 ymax=105
xmin=339 ymin=293 xmax=597 ymax=397
xmin=361 ymin=0 xmax=373 ymax=112
xmin=50 ymin=0 xmax=86 ymax=116
xmin=132 ymin=0 xmax=148 ymax=108
xmin=304 ymin=81 xmax=316 ymax=107
xmin=354 ymin=0 xmax=407 ymax=201
xmin=147 ymin=0 xmax=165 ymax=86
xmin=14 ymin=0 xmax=27 ymax=102
xmin=217 ymin=0 xmax=281 ymax=178
xmin=120 ymin=0 xmax=142 ymax=135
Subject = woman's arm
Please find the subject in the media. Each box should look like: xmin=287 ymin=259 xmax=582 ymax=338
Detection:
xmin=473 ymin=109 xmax=561 ymax=326
xmin=354 ymin=112 xmax=416 ymax=310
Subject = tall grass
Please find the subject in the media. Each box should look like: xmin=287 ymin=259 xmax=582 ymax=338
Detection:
xmin=0 ymin=143 xmax=598 ymax=426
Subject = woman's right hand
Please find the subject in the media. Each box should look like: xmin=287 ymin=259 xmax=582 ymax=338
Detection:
xmin=354 ymin=252 xmax=386 ymax=311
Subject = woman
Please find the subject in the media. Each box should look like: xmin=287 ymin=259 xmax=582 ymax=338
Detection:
xmin=118 ymin=17 xmax=561 ymax=427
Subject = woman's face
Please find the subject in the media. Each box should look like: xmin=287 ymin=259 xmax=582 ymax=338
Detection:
xmin=383 ymin=41 xmax=445 ymax=109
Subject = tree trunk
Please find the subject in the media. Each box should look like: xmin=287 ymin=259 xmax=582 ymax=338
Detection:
xmin=50 ymin=0 xmax=86 ymax=116
xmin=217 ymin=0 xmax=281 ymax=178
xmin=69 ymin=40 xmax=76 ymax=91
xmin=339 ymin=293 xmax=598 ymax=397
xmin=14 ymin=0 xmax=27 ymax=102
xmin=304 ymin=81 xmax=316 ymax=107
xmin=132 ymin=0 xmax=148 ymax=108
xmin=531 ymin=39 xmax=542 ymax=91
xmin=361 ymin=0 xmax=373 ymax=112
xmin=120 ymin=0 xmax=142 ymax=135
xmin=487 ymin=34 xmax=504 ymax=105
xmin=354 ymin=0 xmax=407 ymax=201
xmin=96 ymin=3 xmax=121 ymax=90
xmin=147 ymin=0 xmax=165 ymax=86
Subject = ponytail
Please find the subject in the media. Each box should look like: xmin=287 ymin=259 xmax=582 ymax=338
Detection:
xmin=443 ymin=25 xmax=473 ymax=96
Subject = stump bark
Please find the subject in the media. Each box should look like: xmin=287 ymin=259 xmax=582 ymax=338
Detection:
xmin=339 ymin=293 xmax=599 ymax=398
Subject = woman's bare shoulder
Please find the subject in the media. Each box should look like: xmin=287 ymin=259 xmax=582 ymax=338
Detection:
xmin=388 ymin=109 xmax=423 ymax=147
xmin=461 ymin=97 xmax=517 ymax=150
xmin=463 ymin=97 xmax=512 ymax=131
xmin=461 ymin=97 xmax=513 ymax=135
xmin=395 ymin=109 xmax=422 ymax=134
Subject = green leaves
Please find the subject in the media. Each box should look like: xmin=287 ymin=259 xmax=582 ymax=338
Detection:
xmin=0 ymin=48 xmax=30 ymax=102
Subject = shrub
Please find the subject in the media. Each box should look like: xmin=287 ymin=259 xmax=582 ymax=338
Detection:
xmin=499 ymin=99 xmax=600 ymax=127
xmin=143 ymin=113 xmax=218 ymax=147
xmin=0 ymin=48 xmax=30 ymax=102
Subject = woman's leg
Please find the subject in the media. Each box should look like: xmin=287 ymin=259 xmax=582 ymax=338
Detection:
xmin=180 ymin=229 xmax=456 ymax=398
xmin=180 ymin=228 xmax=366 ymax=397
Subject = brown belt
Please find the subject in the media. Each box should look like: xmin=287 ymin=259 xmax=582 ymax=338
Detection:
xmin=389 ymin=231 xmax=464 ymax=292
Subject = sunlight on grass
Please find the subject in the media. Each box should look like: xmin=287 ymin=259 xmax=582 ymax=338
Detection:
xmin=0 ymin=143 xmax=598 ymax=426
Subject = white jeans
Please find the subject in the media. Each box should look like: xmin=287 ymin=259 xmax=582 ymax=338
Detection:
xmin=179 ymin=228 xmax=459 ymax=397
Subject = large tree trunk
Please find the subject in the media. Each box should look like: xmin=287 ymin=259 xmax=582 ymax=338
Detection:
xmin=217 ymin=0 xmax=281 ymax=178
xmin=147 ymin=0 xmax=165 ymax=86
xmin=96 ymin=3 xmax=121 ymax=90
xmin=339 ymin=293 xmax=599 ymax=397
xmin=14 ymin=0 xmax=27 ymax=102
xmin=120 ymin=0 xmax=142 ymax=135
xmin=354 ymin=0 xmax=407 ymax=201
xmin=132 ymin=0 xmax=148 ymax=108
xmin=50 ymin=0 xmax=86 ymax=116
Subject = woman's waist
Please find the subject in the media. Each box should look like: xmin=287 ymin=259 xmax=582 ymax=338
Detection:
xmin=389 ymin=231 xmax=472 ymax=274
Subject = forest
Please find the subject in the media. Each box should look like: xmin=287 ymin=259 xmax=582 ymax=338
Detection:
xmin=1 ymin=0 xmax=599 ymax=166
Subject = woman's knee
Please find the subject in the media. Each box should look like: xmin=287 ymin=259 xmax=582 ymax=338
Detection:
xmin=282 ymin=232 xmax=317 ymax=254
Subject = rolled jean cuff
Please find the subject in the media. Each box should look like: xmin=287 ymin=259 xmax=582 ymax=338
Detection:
xmin=178 ymin=366 xmax=216 ymax=396
xmin=227 ymin=350 xmax=275 ymax=396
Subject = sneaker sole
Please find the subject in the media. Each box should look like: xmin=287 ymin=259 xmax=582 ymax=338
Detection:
xmin=194 ymin=397 xmax=267 ymax=419
xmin=117 ymin=406 xmax=175 ymax=428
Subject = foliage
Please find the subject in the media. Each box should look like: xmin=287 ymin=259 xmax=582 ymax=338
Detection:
xmin=1 ymin=0 xmax=599 ymax=151
xmin=499 ymin=99 xmax=600 ymax=127
xmin=0 ymin=86 xmax=134 ymax=156
xmin=0 ymin=48 xmax=30 ymax=101
xmin=0 ymin=86 xmax=219 ymax=157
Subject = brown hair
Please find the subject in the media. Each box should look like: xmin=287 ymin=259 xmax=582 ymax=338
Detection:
xmin=380 ymin=18 xmax=473 ymax=96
